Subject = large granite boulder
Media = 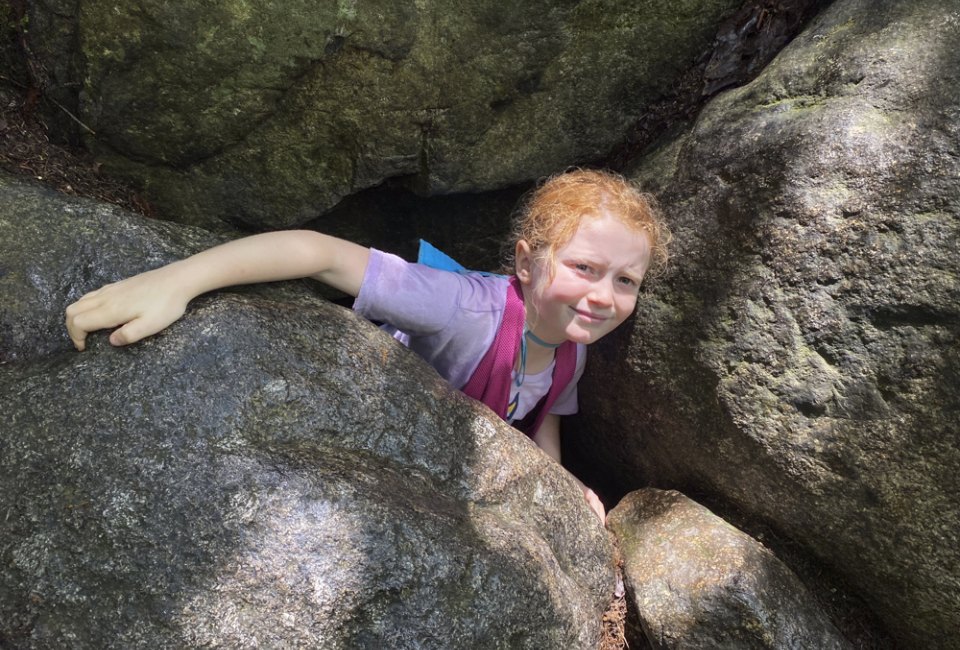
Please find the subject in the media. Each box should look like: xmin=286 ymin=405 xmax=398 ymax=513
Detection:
xmin=608 ymin=489 xmax=850 ymax=649
xmin=569 ymin=0 xmax=960 ymax=647
xmin=0 ymin=174 xmax=614 ymax=648
xmin=25 ymin=0 xmax=744 ymax=230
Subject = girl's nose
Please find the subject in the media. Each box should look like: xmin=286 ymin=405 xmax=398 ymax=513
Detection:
xmin=588 ymin=279 xmax=614 ymax=307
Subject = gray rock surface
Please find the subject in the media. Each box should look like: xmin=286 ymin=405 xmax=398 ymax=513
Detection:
xmin=26 ymin=0 xmax=743 ymax=230
xmin=570 ymin=0 xmax=960 ymax=646
xmin=608 ymin=489 xmax=850 ymax=650
xmin=0 ymin=174 xmax=614 ymax=648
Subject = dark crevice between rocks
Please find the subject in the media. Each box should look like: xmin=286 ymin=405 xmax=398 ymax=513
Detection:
xmin=309 ymin=179 xmax=528 ymax=273
xmin=2 ymin=0 xmax=37 ymax=111
xmin=601 ymin=0 xmax=834 ymax=173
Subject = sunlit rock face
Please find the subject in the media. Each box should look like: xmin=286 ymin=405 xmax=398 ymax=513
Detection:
xmin=609 ymin=489 xmax=851 ymax=650
xmin=0 ymin=175 xmax=613 ymax=648
xmin=572 ymin=0 xmax=960 ymax=646
xmin=26 ymin=0 xmax=743 ymax=230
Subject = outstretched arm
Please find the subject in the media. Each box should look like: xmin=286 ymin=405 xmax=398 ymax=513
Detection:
xmin=65 ymin=230 xmax=370 ymax=351
xmin=532 ymin=414 xmax=606 ymax=524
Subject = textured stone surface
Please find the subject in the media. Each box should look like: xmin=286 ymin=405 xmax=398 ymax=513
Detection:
xmin=26 ymin=0 xmax=743 ymax=230
xmin=0 ymin=174 xmax=613 ymax=648
xmin=570 ymin=1 xmax=960 ymax=647
xmin=608 ymin=489 xmax=850 ymax=649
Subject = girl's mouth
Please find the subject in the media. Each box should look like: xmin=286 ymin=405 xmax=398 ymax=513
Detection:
xmin=573 ymin=308 xmax=609 ymax=323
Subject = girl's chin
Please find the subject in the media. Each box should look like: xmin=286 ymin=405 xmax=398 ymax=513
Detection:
xmin=563 ymin=327 xmax=601 ymax=345
xmin=568 ymin=320 xmax=625 ymax=344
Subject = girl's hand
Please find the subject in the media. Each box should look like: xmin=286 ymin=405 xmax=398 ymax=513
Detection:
xmin=64 ymin=230 xmax=371 ymax=352
xmin=65 ymin=265 xmax=191 ymax=351
xmin=583 ymin=487 xmax=607 ymax=525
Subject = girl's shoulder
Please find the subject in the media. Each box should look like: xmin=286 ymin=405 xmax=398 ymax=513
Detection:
xmin=355 ymin=248 xmax=510 ymax=334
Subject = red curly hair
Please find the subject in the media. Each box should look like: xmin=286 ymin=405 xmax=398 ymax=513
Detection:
xmin=504 ymin=168 xmax=670 ymax=283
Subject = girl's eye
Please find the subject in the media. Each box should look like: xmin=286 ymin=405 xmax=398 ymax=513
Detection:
xmin=618 ymin=276 xmax=638 ymax=287
xmin=574 ymin=263 xmax=592 ymax=273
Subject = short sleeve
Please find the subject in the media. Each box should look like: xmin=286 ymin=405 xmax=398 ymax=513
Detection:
xmin=353 ymin=249 xmax=509 ymax=389
xmin=354 ymin=248 xmax=464 ymax=335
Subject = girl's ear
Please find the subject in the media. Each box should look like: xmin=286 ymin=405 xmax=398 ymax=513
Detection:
xmin=515 ymin=240 xmax=534 ymax=284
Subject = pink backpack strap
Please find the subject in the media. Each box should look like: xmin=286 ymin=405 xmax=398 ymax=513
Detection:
xmin=525 ymin=340 xmax=577 ymax=437
xmin=462 ymin=275 xmax=578 ymax=437
xmin=461 ymin=276 xmax=525 ymax=418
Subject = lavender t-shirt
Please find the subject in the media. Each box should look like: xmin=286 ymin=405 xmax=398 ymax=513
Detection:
xmin=353 ymin=249 xmax=585 ymax=419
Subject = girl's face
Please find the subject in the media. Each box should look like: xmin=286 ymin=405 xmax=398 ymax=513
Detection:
xmin=516 ymin=212 xmax=652 ymax=345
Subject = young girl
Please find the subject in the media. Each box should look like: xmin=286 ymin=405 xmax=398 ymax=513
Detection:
xmin=65 ymin=169 xmax=669 ymax=522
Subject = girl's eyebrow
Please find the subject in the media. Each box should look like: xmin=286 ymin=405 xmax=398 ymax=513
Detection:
xmin=618 ymin=261 xmax=649 ymax=279
xmin=566 ymin=256 xmax=605 ymax=268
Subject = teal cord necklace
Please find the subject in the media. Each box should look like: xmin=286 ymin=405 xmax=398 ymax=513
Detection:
xmin=515 ymin=326 xmax=563 ymax=388
xmin=510 ymin=326 xmax=563 ymax=420
xmin=525 ymin=327 xmax=564 ymax=350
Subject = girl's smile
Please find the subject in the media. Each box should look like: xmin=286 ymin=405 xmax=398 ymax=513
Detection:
xmin=571 ymin=308 xmax=610 ymax=324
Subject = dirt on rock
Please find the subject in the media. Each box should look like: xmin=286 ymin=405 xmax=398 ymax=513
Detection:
xmin=0 ymin=79 xmax=153 ymax=217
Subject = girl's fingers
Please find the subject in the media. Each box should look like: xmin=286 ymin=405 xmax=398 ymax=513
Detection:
xmin=65 ymin=272 xmax=187 ymax=351
xmin=65 ymin=301 xmax=139 ymax=351
xmin=66 ymin=323 xmax=88 ymax=351
xmin=108 ymin=316 xmax=152 ymax=346
xmin=65 ymin=301 xmax=98 ymax=351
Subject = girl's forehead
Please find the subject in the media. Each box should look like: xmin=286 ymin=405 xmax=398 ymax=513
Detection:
xmin=545 ymin=216 xmax=651 ymax=275
xmin=563 ymin=213 xmax=650 ymax=253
